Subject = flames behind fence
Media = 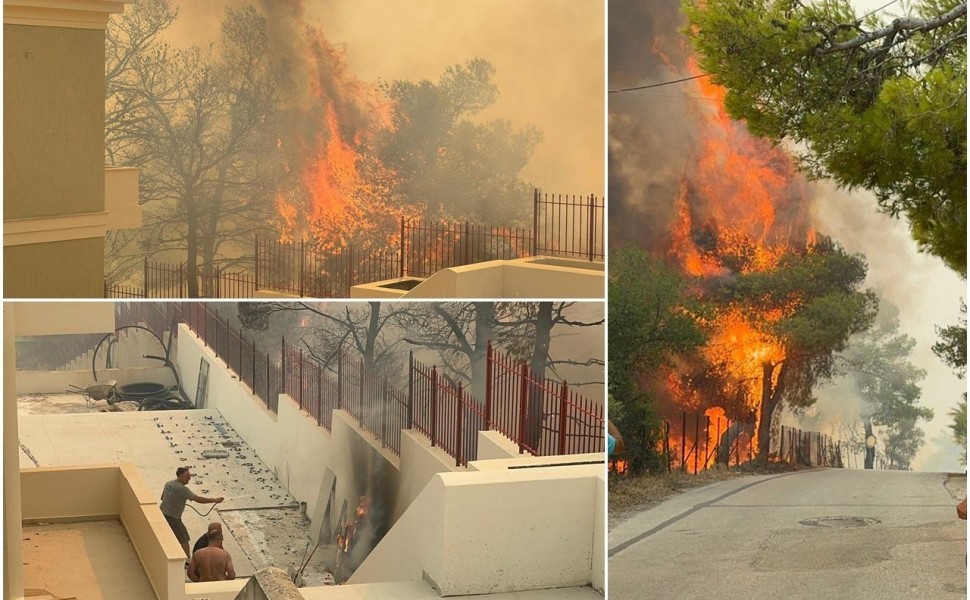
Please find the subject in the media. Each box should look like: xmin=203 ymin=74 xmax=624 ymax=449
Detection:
xmin=106 ymin=190 xmax=603 ymax=299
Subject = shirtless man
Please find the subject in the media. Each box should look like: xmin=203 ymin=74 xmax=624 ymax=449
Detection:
xmin=187 ymin=530 xmax=235 ymax=582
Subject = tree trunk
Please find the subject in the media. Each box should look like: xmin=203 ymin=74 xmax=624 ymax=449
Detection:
xmin=470 ymin=303 xmax=494 ymax=402
xmin=526 ymin=302 xmax=553 ymax=451
xmin=756 ymin=361 xmax=786 ymax=460
xmin=863 ymin=417 xmax=875 ymax=469
xmin=185 ymin=192 xmax=200 ymax=298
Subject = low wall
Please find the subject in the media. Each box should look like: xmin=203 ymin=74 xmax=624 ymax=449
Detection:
xmin=21 ymin=464 xmax=193 ymax=600
xmin=16 ymin=366 xmax=175 ymax=395
xmin=475 ymin=430 xmax=521 ymax=461
xmin=395 ymin=430 xmax=461 ymax=521
xmin=352 ymin=458 xmax=603 ymax=596
xmin=404 ymin=258 xmax=604 ymax=299
xmin=21 ymin=464 xmax=119 ymax=521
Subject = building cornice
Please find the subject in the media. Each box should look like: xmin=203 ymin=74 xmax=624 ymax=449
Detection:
xmin=4 ymin=211 xmax=107 ymax=246
xmin=4 ymin=0 xmax=131 ymax=30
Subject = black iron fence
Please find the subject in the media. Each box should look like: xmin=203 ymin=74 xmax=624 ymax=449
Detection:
xmin=105 ymin=190 xmax=603 ymax=299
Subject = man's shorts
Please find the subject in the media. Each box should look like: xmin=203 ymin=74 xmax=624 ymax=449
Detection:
xmin=164 ymin=515 xmax=190 ymax=544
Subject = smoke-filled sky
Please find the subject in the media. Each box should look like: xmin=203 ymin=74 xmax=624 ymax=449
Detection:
xmin=609 ymin=0 xmax=966 ymax=471
xmin=165 ymin=0 xmax=604 ymax=197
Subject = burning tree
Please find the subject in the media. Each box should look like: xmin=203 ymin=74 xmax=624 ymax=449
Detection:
xmin=703 ymin=236 xmax=878 ymax=459
xmin=684 ymin=0 xmax=968 ymax=276
xmin=377 ymin=59 xmax=543 ymax=224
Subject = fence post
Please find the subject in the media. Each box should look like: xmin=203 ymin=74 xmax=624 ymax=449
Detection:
xmin=484 ymin=342 xmax=493 ymax=430
xmin=532 ymin=188 xmax=539 ymax=255
xmin=517 ymin=362 xmax=529 ymax=454
xmin=381 ymin=377 xmax=388 ymax=448
xmin=587 ymin=194 xmax=595 ymax=261
xmin=664 ymin=421 xmax=670 ymax=472
xmin=299 ymin=239 xmax=306 ymax=298
xmin=254 ymin=236 xmax=260 ymax=292
xmin=347 ymin=246 xmax=354 ymax=294
xmin=337 ymin=350 xmax=343 ymax=411
xmin=430 ymin=366 xmax=438 ymax=448
xmin=455 ymin=383 xmax=463 ymax=467
xmin=299 ymin=348 xmax=304 ymax=406
xmin=694 ymin=412 xmax=700 ymax=474
xmin=704 ymin=415 xmax=710 ymax=471
xmin=281 ymin=337 xmax=286 ymax=394
xmin=557 ymin=382 xmax=568 ymax=455
xmin=681 ymin=411 xmax=686 ymax=470
xmin=399 ymin=217 xmax=406 ymax=278
xmin=358 ymin=357 xmax=365 ymax=424
xmin=462 ymin=221 xmax=470 ymax=265
xmin=407 ymin=351 xmax=414 ymax=429
xmin=143 ymin=257 xmax=149 ymax=298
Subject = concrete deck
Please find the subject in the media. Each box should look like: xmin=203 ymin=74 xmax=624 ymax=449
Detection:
xmin=18 ymin=398 xmax=296 ymax=581
xmin=23 ymin=520 xmax=156 ymax=600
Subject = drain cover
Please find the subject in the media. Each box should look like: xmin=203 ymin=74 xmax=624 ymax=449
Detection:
xmin=799 ymin=516 xmax=880 ymax=528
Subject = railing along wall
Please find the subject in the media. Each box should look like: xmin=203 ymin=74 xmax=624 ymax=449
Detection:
xmin=116 ymin=302 xmax=604 ymax=465
xmin=533 ymin=190 xmax=604 ymax=261
xmin=485 ymin=341 xmax=604 ymax=456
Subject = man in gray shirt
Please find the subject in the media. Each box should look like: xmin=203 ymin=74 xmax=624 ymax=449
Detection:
xmin=159 ymin=466 xmax=223 ymax=557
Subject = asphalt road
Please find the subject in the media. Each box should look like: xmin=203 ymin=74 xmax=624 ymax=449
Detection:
xmin=608 ymin=469 xmax=966 ymax=600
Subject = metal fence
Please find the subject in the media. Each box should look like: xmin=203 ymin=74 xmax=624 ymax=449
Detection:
xmin=485 ymin=342 xmax=604 ymax=456
xmin=105 ymin=190 xmax=603 ymax=299
xmin=401 ymin=220 xmax=533 ymax=278
xmin=115 ymin=302 xmax=605 ymax=466
xmin=612 ymin=409 xmax=843 ymax=475
xmin=533 ymin=190 xmax=604 ymax=261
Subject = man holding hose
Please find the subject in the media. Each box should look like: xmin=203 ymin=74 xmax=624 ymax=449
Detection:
xmin=160 ymin=466 xmax=223 ymax=558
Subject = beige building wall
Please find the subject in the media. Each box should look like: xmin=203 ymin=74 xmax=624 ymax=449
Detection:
xmin=3 ymin=1 xmax=134 ymax=298
xmin=4 ymin=24 xmax=105 ymax=219
xmin=5 ymin=310 xmax=26 ymax=600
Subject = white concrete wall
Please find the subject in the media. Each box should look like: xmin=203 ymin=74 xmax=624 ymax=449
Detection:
xmin=395 ymin=430 xmax=462 ymax=521
xmin=177 ymin=326 xmax=400 ymax=533
xmin=351 ymin=460 xmax=603 ymax=596
xmin=475 ymin=430 xmax=521 ymax=461
xmin=16 ymin=366 xmax=174 ymax=394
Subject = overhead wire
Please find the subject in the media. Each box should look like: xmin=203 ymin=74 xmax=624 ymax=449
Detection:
xmin=608 ymin=0 xmax=907 ymax=95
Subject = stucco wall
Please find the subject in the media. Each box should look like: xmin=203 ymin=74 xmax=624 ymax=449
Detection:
xmin=21 ymin=464 xmax=120 ymax=521
xmin=4 ymin=239 xmax=106 ymax=298
xmin=16 ymin=366 xmax=175 ymax=395
xmin=12 ymin=302 xmax=115 ymax=336
xmin=4 ymin=24 xmax=105 ymax=219
xmin=5 ymin=310 xmax=25 ymax=600
xmin=395 ymin=430 xmax=461 ymax=521
xmin=117 ymin=464 xmax=186 ymax=600
xmin=475 ymin=430 xmax=521 ymax=461
xmin=351 ymin=462 xmax=603 ymax=596
xmin=404 ymin=259 xmax=604 ymax=299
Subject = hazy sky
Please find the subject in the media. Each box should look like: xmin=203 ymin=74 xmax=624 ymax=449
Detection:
xmin=167 ymin=0 xmax=605 ymax=197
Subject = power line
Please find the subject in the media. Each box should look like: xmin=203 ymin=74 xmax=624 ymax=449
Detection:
xmin=608 ymin=73 xmax=710 ymax=94
xmin=609 ymin=0 xmax=904 ymax=96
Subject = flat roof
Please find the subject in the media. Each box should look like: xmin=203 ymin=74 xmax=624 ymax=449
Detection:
xmin=23 ymin=520 xmax=156 ymax=600
xmin=18 ymin=395 xmax=336 ymax=585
